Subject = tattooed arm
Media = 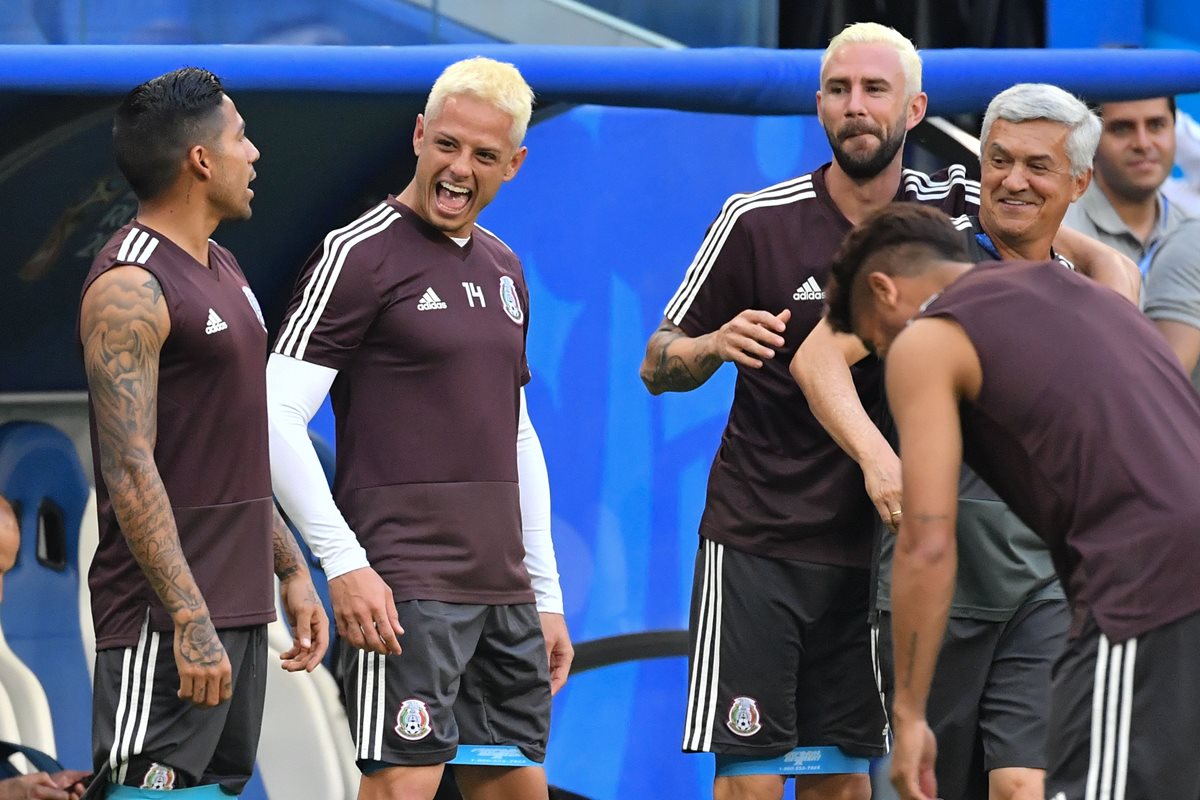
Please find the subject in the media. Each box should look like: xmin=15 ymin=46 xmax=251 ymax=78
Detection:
xmin=272 ymin=507 xmax=330 ymax=672
xmin=884 ymin=318 xmax=981 ymax=800
xmin=639 ymin=308 xmax=792 ymax=395
xmin=80 ymin=265 xmax=231 ymax=709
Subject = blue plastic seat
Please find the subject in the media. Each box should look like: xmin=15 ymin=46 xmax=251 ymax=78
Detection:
xmin=0 ymin=421 xmax=93 ymax=770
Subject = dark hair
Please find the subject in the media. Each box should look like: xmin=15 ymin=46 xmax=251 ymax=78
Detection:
xmin=1093 ymin=95 xmax=1177 ymax=120
xmin=825 ymin=203 xmax=967 ymax=334
xmin=113 ymin=67 xmax=226 ymax=201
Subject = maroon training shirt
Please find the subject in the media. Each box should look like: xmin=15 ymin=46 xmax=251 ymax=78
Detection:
xmin=81 ymin=222 xmax=276 ymax=650
xmin=664 ymin=164 xmax=979 ymax=566
xmin=273 ymin=198 xmax=533 ymax=604
xmin=920 ymin=260 xmax=1200 ymax=642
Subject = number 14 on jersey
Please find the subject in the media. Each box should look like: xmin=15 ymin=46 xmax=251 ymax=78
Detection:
xmin=462 ymin=281 xmax=486 ymax=308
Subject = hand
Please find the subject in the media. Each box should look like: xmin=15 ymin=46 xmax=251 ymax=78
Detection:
xmin=710 ymin=308 xmax=791 ymax=369
xmin=173 ymin=610 xmax=232 ymax=707
xmin=278 ymin=574 xmax=331 ymax=672
xmin=863 ymin=446 xmax=903 ymax=534
xmin=890 ymin=715 xmax=939 ymax=800
xmin=328 ymin=567 xmax=403 ymax=656
xmin=51 ymin=771 xmax=89 ymax=800
xmin=0 ymin=770 xmax=89 ymax=800
xmin=539 ymin=612 xmax=574 ymax=695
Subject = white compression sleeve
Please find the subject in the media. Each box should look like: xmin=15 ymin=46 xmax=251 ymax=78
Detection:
xmin=518 ymin=387 xmax=564 ymax=614
xmin=266 ymin=353 xmax=370 ymax=580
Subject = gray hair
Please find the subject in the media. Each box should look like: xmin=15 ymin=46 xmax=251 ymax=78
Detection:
xmin=980 ymin=83 xmax=1101 ymax=177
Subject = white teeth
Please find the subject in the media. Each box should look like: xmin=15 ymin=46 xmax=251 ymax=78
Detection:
xmin=439 ymin=182 xmax=469 ymax=195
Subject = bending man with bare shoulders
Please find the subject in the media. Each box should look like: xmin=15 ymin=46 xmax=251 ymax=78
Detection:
xmin=826 ymin=201 xmax=1200 ymax=800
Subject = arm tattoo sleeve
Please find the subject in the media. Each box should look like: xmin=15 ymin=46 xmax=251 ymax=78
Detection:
xmin=641 ymin=320 xmax=721 ymax=393
xmin=271 ymin=506 xmax=306 ymax=581
xmin=82 ymin=270 xmax=207 ymax=623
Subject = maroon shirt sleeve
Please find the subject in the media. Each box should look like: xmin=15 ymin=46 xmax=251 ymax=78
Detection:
xmin=273 ymin=236 xmax=387 ymax=370
xmin=665 ymin=207 xmax=757 ymax=338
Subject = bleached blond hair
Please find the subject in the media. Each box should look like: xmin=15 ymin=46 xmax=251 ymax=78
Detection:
xmin=425 ymin=56 xmax=534 ymax=147
xmin=821 ymin=22 xmax=922 ymax=98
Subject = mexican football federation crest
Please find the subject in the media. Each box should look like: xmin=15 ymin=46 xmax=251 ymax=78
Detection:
xmin=498 ymin=275 xmax=524 ymax=325
xmin=395 ymin=698 xmax=433 ymax=741
xmin=141 ymin=763 xmax=176 ymax=790
xmin=726 ymin=696 xmax=762 ymax=737
xmin=242 ymin=285 xmax=267 ymax=330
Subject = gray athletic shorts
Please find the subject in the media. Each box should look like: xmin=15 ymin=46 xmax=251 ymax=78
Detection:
xmin=878 ymin=597 xmax=1068 ymax=800
xmin=342 ymin=600 xmax=551 ymax=771
xmin=683 ymin=538 xmax=888 ymax=759
xmin=1045 ymin=609 xmax=1200 ymax=800
xmin=91 ymin=621 xmax=267 ymax=794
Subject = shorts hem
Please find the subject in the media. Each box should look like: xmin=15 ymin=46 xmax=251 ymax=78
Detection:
xmin=984 ymin=756 xmax=1047 ymax=771
xmin=511 ymin=746 xmax=546 ymax=764
xmin=827 ymin=740 xmax=887 ymax=759
xmin=684 ymin=744 xmax=796 ymax=758
xmin=358 ymin=749 xmax=459 ymax=772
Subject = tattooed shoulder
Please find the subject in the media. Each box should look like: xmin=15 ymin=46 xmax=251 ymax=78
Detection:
xmin=81 ymin=266 xmax=169 ymax=348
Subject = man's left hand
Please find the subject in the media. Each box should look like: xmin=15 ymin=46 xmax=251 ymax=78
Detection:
xmin=539 ymin=612 xmax=574 ymax=695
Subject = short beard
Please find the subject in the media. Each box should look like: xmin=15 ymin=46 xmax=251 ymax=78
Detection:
xmin=826 ymin=121 xmax=907 ymax=181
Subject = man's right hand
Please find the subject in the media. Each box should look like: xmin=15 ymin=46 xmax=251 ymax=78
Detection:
xmin=709 ymin=308 xmax=791 ymax=369
xmin=173 ymin=610 xmax=232 ymax=708
xmin=0 ymin=770 xmax=89 ymax=800
xmin=328 ymin=567 xmax=404 ymax=655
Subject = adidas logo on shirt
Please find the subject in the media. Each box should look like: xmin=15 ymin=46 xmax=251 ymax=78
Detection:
xmin=417 ymin=288 xmax=448 ymax=311
xmin=205 ymin=308 xmax=228 ymax=335
xmin=793 ymin=276 xmax=825 ymax=301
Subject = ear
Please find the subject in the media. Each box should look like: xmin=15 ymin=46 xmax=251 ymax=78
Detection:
xmin=1071 ymin=166 xmax=1092 ymax=202
xmin=502 ymin=146 xmax=528 ymax=182
xmin=866 ymin=271 xmax=900 ymax=306
xmin=412 ymin=114 xmax=425 ymax=157
xmin=815 ymin=89 xmax=824 ymax=117
xmin=905 ymin=91 xmax=929 ymax=131
xmin=186 ymin=144 xmax=212 ymax=181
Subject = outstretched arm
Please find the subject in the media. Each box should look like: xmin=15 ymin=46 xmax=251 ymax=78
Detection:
xmin=791 ymin=319 xmax=902 ymax=532
xmin=81 ymin=266 xmax=230 ymax=708
xmin=640 ymin=310 xmax=791 ymax=395
xmin=266 ymin=353 xmax=402 ymax=657
xmin=886 ymin=318 xmax=979 ymax=800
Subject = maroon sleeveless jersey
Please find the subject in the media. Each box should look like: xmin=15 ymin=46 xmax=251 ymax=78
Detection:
xmin=664 ymin=164 xmax=979 ymax=566
xmin=919 ymin=260 xmax=1200 ymax=642
xmin=273 ymin=198 xmax=533 ymax=604
xmin=81 ymin=222 xmax=276 ymax=649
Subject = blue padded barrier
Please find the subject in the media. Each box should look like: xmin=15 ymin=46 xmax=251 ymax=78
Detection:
xmin=0 ymin=421 xmax=93 ymax=770
xmin=0 ymin=45 xmax=1195 ymax=115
